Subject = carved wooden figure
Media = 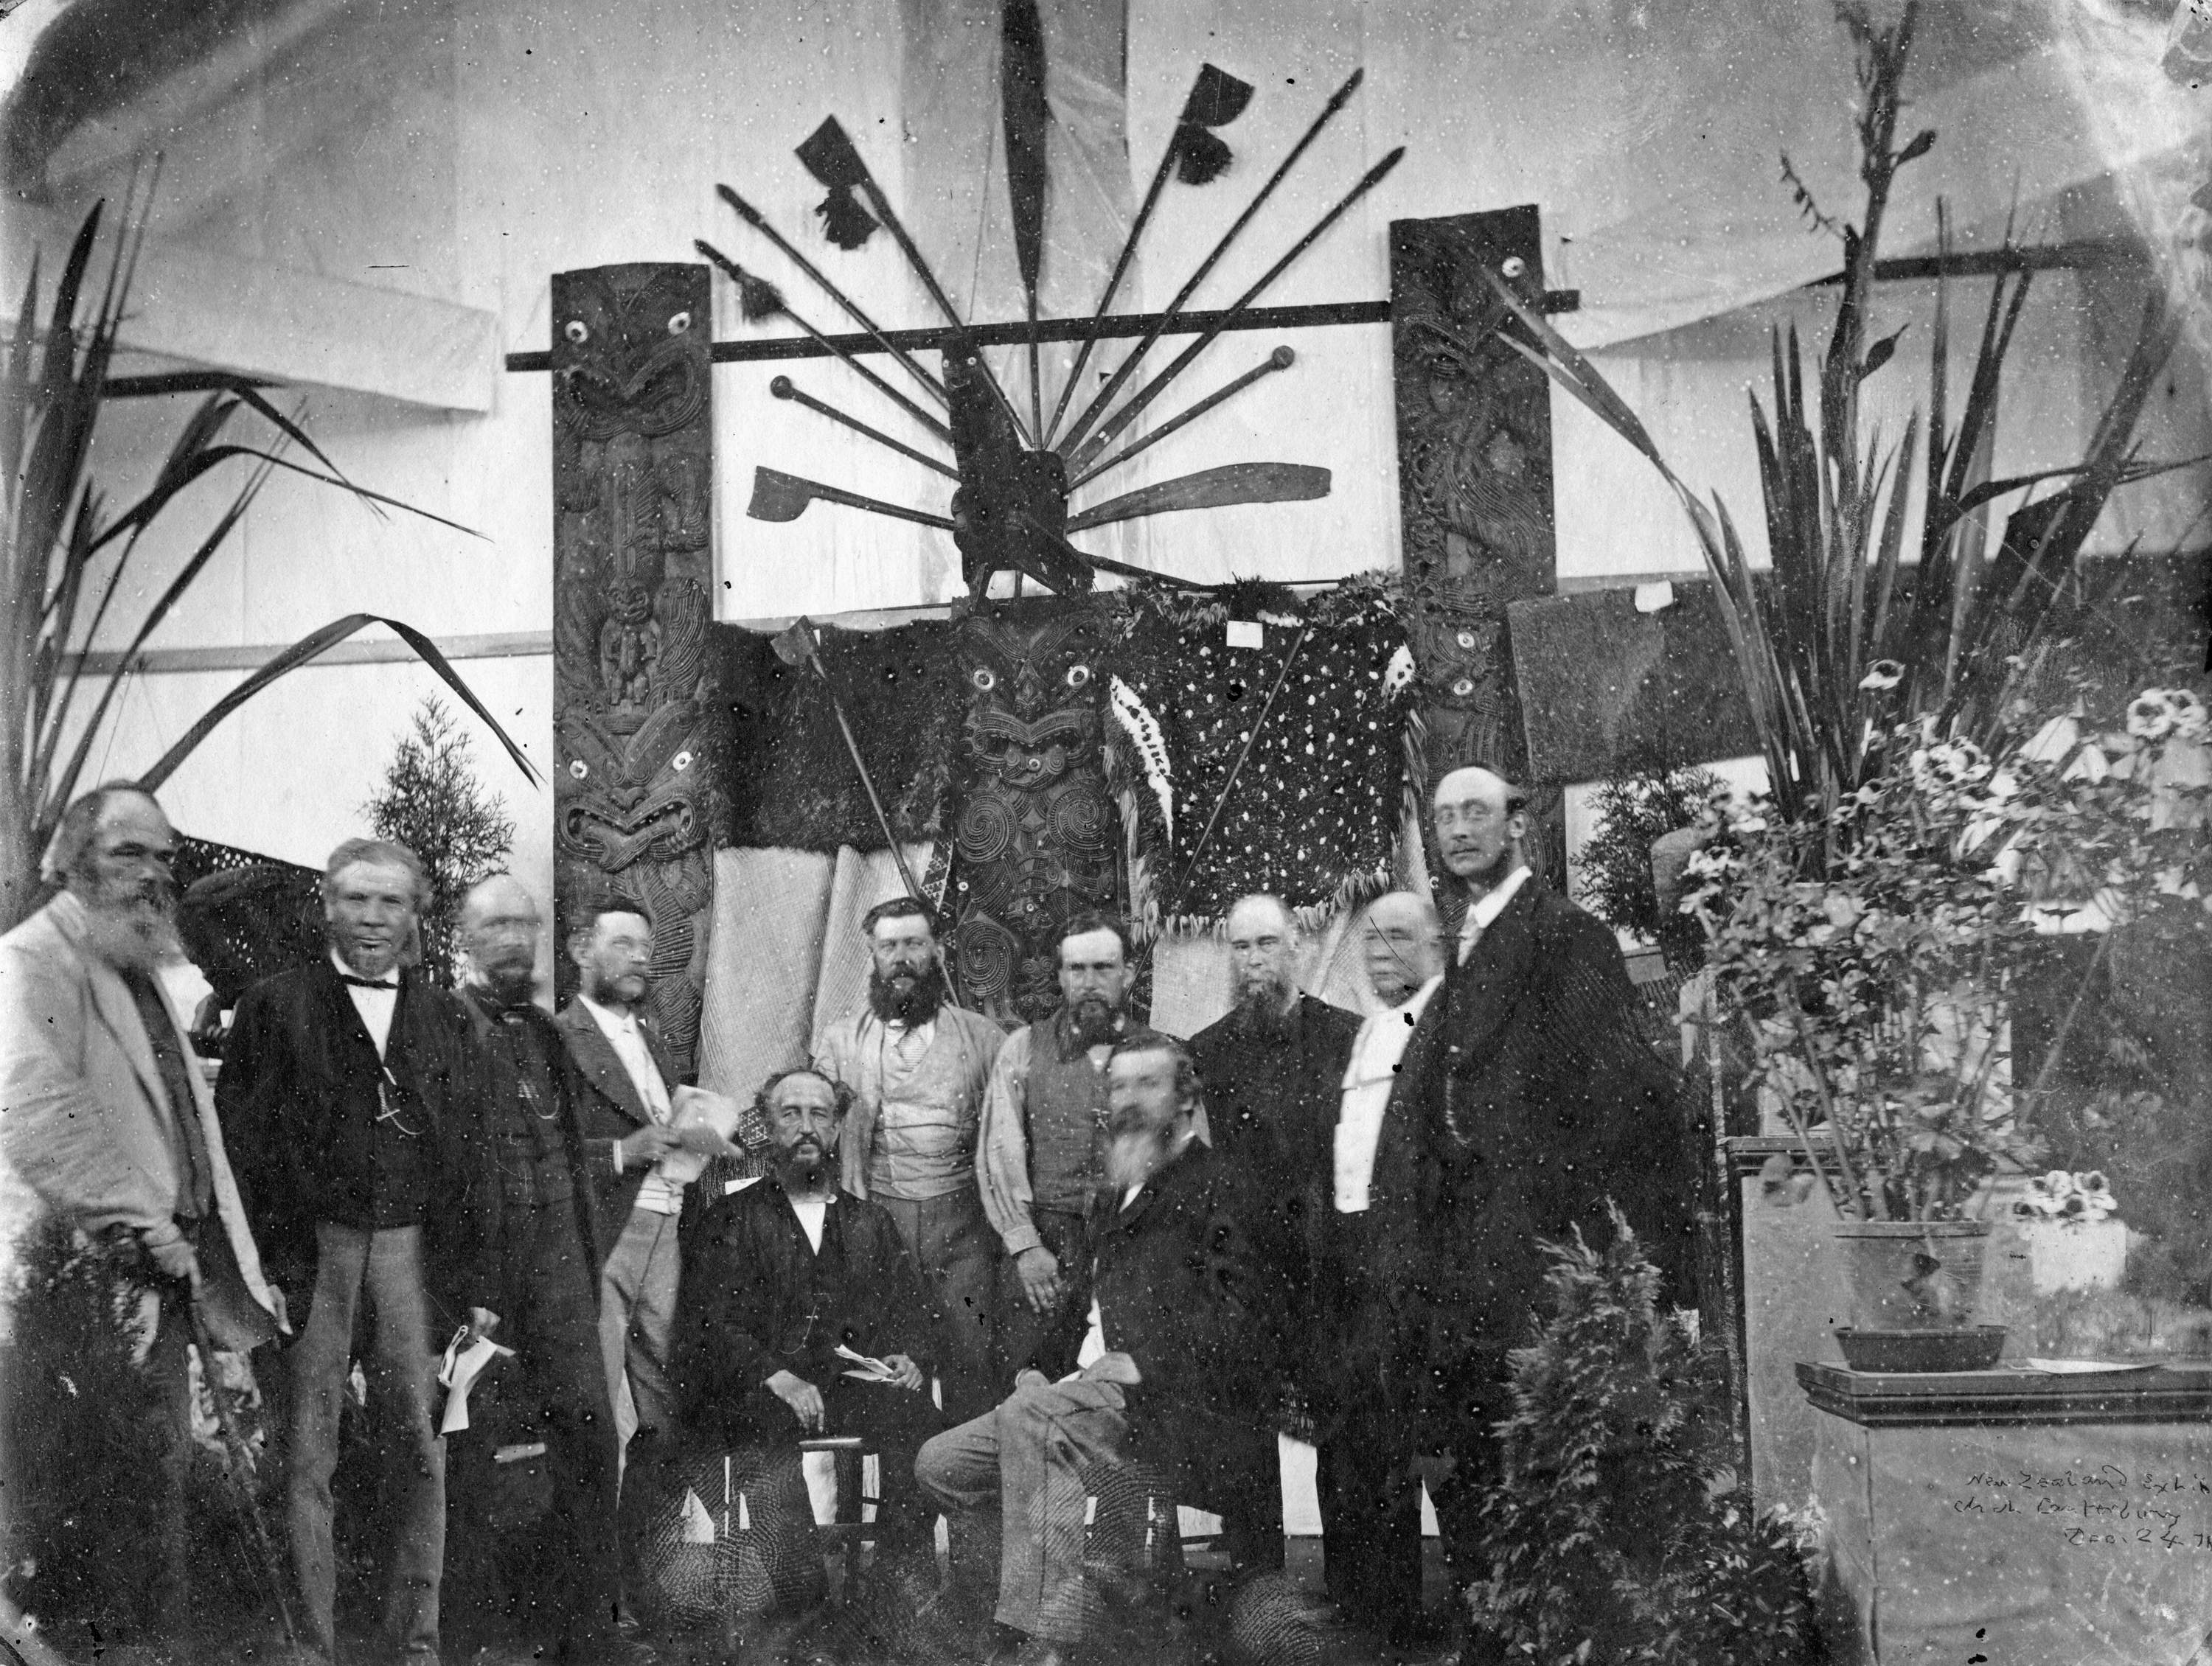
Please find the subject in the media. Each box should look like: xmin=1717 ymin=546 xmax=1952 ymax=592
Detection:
xmin=551 ymin=262 xmax=727 ymax=1077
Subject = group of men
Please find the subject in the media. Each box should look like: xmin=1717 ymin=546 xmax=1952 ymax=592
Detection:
xmin=0 ymin=763 xmax=1697 ymax=1666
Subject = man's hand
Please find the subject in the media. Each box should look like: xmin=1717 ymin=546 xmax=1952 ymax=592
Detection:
xmin=1079 ymin=1350 xmax=1141 ymax=1387
xmin=767 ymin=1368 xmax=826 ymax=1432
xmin=1013 ymin=1369 xmax=1050 ymax=1395
xmin=667 ymin=1123 xmax=744 ymax=1161
xmin=467 ymin=1306 xmax=501 ymax=1346
xmin=1014 ymin=1244 xmax=1062 ymax=1314
xmin=143 ymin=1230 xmax=201 ymax=1292
xmin=880 ymin=1353 xmax=926 ymax=1393
xmin=619 ymin=1124 xmax=680 ymax=1167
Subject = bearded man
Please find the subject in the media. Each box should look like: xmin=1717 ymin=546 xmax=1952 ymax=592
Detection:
xmin=667 ymin=1067 xmax=942 ymax=1558
xmin=975 ymin=912 xmax=1162 ymax=1387
xmin=814 ymin=897 xmax=1006 ymax=1422
xmin=1 ymin=783 xmax=283 ymax=1644
xmin=918 ymin=1035 xmax=1280 ymax=1666
xmin=220 ymin=837 xmax=493 ymax=1666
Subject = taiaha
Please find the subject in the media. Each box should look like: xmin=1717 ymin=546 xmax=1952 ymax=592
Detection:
xmin=769 ymin=376 xmax=960 ymax=479
xmin=1043 ymin=63 xmax=1254 ymax=448
xmin=1068 ymin=345 xmax=1293 ymax=488
xmin=1070 ymin=147 xmax=1405 ymax=470
xmin=1056 ymin=68 xmax=1364 ymax=459
xmin=695 ymin=239 xmax=952 ymax=445
xmin=714 ymin=184 xmax=948 ymax=406
xmin=188 ymin=1302 xmax=298 ymax=1645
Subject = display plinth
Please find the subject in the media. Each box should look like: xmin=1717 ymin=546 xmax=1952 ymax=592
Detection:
xmin=1798 ymin=1361 xmax=2212 ymax=1665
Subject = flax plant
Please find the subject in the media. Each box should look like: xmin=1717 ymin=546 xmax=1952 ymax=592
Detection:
xmin=1 ymin=194 xmax=538 ymax=927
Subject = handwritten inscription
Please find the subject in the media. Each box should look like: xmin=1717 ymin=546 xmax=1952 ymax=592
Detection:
xmin=1948 ymin=1468 xmax=2212 ymax=1551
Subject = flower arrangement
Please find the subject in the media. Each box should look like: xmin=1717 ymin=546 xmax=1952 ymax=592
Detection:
xmin=1681 ymin=722 xmax=2041 ymax=1222
xmin=2012 ymin=1170 xmax=2118 ymax=1227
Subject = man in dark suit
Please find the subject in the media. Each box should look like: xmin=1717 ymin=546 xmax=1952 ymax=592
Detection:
xmin=667 ymin=1067 xmax=943 ymax=1558
xmin=1399 ymin=768 xmax=1700 ymax=1619
xmin=220 ymin=838 xmax=492 ymax=1666
xmin=917 ymin=1035 xmax=1281 ymax=1666
xmin=1188 ymin=892 xmax=1360 ymax=1560
xmin=447 ymin=874 xmax=652 ymax=1665
xmin=558 ymin=899 xmax=694 ymax=1449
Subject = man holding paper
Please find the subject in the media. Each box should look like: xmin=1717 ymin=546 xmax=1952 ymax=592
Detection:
xmin=668 ymin=1066 xmax=943 ymax=1559
xmin=558 ymin=898 xmax=739 ymax=1446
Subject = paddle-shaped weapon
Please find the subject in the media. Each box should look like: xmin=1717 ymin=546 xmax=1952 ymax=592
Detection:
xmin=1068 ymin=346 xmax=1293 ymax=489
xmin=1042 ymin=63 xmax=1255 ymax=448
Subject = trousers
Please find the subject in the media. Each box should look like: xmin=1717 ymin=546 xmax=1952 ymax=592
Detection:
xmin=286 ymin=1222 xmax=445 ymax=1662
xmin=914 ymin=1377 xmax=1130 ymax=1645
xmin=995 ymin=1207 xmax=1091 ymax=1385
xmin=447 ymin=1198 xmax=622 ymax=1650
xmin=873 ymin=1188 xmax=1000 ymax=1423
xmin=599 ymin=1204 xmax=682 ymax=1445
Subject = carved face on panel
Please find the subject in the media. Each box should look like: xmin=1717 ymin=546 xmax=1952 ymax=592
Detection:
xmin=552 ymin=265 xmax=709 ymax=442
xmin=557 ymin=694 xmax=733 ymax=877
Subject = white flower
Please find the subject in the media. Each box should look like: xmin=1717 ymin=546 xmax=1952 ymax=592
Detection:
xmin=2128 ymin=691 xmax=2178 ymax=742
xmin=1860 ymin=660 xmax=1905 ymax=692
xmin=2172 ymin=690 xmax=2210 ymax=743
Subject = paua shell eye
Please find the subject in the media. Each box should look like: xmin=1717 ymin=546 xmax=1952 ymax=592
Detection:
xmin=671 ymin=750 xmax=694 ymax=772
xmin=1451 ymin=676 xmax=1476 ymax=697
xmin=1455 ymin=630 xmax=1478 ymax=651
xmin=667 ymin=311 xmax=692 ymax=335
xmin=568 ymin=759 xmax=589 ymax=778
xmin=563 ymin=320 xmax=590 ymax=344
xmin=970 ymin=667 xmax=998 ymax=691
xmin=1064 ymin=664 xmax=1092 ymax=690
xmin=1501 ymin=256 xmax=1527 ymax=279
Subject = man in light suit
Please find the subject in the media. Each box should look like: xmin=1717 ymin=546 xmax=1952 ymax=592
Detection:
xmin=560 ymin=899 xmax=692 ymax=1446
xmin=0 ymin=782 xmax=283 ymax=1642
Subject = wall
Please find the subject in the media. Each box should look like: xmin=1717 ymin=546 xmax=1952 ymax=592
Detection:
xmin=10 ymin=0 xmax=2208 ymax=905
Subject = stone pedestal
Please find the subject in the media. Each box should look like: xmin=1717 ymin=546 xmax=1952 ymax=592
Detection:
xmin=1798 ymin=1362 xmax=2212 ymax=1665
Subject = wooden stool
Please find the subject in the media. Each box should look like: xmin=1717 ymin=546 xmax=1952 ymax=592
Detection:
xmin=800 ymin=1433 xmax=873 ymax=1589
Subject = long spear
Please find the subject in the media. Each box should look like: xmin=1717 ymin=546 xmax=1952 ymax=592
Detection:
xmin=187 ymin=1301 xmax=297 ymax=1645
xmin=769 ymin=376 xmax=960 ymax=479
xmin=1041 ymin=63 xmax=1255 ymax=449
xmin=1054 ymin=69 xmax=1365 ymax=459
xmin=1068 ymin=147 xmax=1405 ymax=470
xmin=714 ymin=185 xmax=950 ymax=408
xmin=1067 ymin=346 xmax=1293 ymax=489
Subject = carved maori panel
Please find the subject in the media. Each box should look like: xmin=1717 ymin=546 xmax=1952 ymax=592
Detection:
xmin=944 ymin=601 xmax=1121 ymax=1025
xmin=551 ymin=262 xmax=725 ymax=1078
xmin=1389 ymin=206 xmax=1562 ymax=884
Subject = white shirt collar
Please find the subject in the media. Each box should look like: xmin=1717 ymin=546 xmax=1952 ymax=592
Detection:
xmin=1463 ymin=864 xmax=1532 ymax=938
xmin=577 ymin=991 xmax=639 ymax=1034
xmin=330 ymin=949 xmax=397 ymax=987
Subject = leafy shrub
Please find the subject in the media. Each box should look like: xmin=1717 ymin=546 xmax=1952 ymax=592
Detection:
xmin=363 ymin=696 xmax=515 ymax=985
xmin=1578 ymin=768 xmax=1720 ymax=970
xmin=1470 ymin=1206 xmax=1819 ymax=1666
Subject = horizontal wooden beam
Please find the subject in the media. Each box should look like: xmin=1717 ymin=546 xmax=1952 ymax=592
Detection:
xmin=63 ymin=630 xmax=552 ymax=678
xmin=504 ymin=292 xmax=1584 ymax=374
xmin=1815 ymin=240 xmax=2134 ymax=287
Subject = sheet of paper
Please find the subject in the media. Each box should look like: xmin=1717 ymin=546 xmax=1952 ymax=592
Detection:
xmin=835 ymin=1342 xmax=897 ymax=1381
xmin=655 ymin=1086 xmax=742 ymax=1185
xmin=437 ymin=1331 xmax=515 ymax=1434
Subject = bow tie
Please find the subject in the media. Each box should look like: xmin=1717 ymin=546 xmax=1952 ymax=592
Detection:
xmin=338 ymin=972 xmax=397 ymax=991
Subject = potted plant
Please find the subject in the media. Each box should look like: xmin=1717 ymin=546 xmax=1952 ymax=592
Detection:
xmin=1681 ymin=722 xmax=2041 ymax=1368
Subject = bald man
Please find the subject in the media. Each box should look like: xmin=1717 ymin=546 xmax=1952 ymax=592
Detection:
xmin=1187 ymin=893 xmax=1361 ymax=1568
xmin=1392 ymin=769 xmax=1700 ymax=1613
xmin=451 ymin=876 xmax=650 ymax=1665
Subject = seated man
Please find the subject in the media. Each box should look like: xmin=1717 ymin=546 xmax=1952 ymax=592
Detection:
xmin=667 ymin=1066 xmax=945 ymax=1561
xmin=916 ymin=1034 xmax=1279 ymax=1666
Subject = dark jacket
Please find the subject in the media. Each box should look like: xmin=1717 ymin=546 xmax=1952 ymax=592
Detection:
xmin=1189 ymin=991 xmax=1362 ymax=1325
xmin=218 ymin=960 xmax=492 ymax=1328
xmin=459 ymin=989 xmax=610 ymax=1284
xmin=669 ymin=1173 xmax=933 ymax=1448
xmin=556 ymin=997 xmax=680 ymax=1230
xmin=1084 ymin=1140 xmax=1281 ymax=1488
xmin=1392 ymin=882 xmax=1700 ymax=1411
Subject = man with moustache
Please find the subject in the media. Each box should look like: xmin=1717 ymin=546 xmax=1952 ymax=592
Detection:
xmin=814 ymin=897 xmax=1006 ymax=1422
xmin=220 ymin=837 xmax=493 ymax=1666
xmin=1405 ymin=768 xmax=1698 ymax=1622
xmin=667 ymin=1067 xmax=942 ymax=1559
xmin=448 ymin=875 xmax=654 ymax=1665
xmin=1 ymin=784 xmax=284 ymax=1643
xmin=1313 ymin=890 xmax=1448 ymax=1640
xmin=1186 ymin=892 xmax=1360 ymax=1542
xmin=975 ymin=913 xmax=1159 ymax=1386
xmin=917 ymin=1035 xmax=1278 ymax=1666
xmin=558 ymin=899 xmax=692 ymax=1449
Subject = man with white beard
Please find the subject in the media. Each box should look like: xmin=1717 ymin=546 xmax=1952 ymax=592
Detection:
xmin=918 ymin=1036 xmax=1280 ymax=1666
xmin=1 ymin=783 xmax=282 ymax=1645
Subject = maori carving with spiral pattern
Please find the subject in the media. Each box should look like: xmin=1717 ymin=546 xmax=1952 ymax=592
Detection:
xmin=550 ymin=262 xmax=727 ymax=1078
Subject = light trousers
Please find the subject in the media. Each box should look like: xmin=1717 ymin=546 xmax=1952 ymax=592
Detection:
xmin=914 ymin=1377 xmax=1130 ymax=1645
xmin=286 ymin=1221 xmax=445 ymax=1662
xmin=598 ymin=1204 xmax=681 ymax=1445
